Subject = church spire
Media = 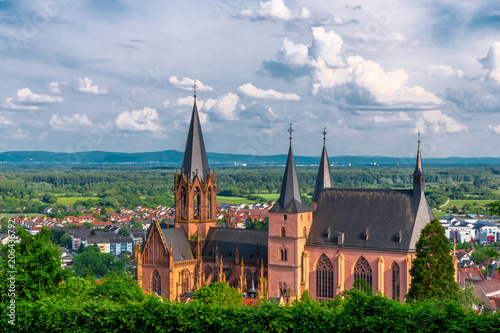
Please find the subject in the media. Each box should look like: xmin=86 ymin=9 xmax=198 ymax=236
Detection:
xmin=312 ymin=128 xmax=333 ymax=203
xmin=181 ymin=80 xmax=210 ymax=183
xmin=270 ymin=124 xmax=311 ymax=213
xmin=413 ymin=132 xmax=425 ymax=195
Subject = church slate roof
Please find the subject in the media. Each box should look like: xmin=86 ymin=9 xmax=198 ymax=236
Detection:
xmin=182 ymin=99 xmax=210 ymax=183
xmin=203 ymin=227 xmax=268 ymax=264
xmin=160 ymin=226 xmax=195 ymax=262
xmin=270 ymin=145 xmax=311 ymax=214
xmin=308 ymin=188 xmax=433 ymax=252
xmin=312 ymin=145 xmax=333 ymax=202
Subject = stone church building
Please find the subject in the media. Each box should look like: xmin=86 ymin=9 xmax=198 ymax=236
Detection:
xmin=137 ymin=90 xmax=433 ymax=302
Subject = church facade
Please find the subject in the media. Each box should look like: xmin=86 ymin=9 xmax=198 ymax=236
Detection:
xmin=137 ymin=91 xmax=433 ymax=302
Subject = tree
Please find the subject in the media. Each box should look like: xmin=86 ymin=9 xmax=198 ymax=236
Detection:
xmin=192 ymin=282 xmax=242 ymax=307
xmin=60 ymin=233 xmax=72 ymax=248
xmin=132 ymin=222 xmax=143 ymax=229
xmin=72 ymin=245 xmax=125 ymax=278
xmin=118 ymin=226 xmax=131 ymax=237
xmin=485 ymin=248 xmax=500 ymax=261
xmin=0 ymin=226 xmax=72 ymax=301
xmin=489 ymin=201 xmax=500 ymax=217
xmin=407 ymin=218 xmax=459 ymax=302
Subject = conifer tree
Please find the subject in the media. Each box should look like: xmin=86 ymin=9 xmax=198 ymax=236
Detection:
xmin=407 ymin=218 xmax=459 ymax=301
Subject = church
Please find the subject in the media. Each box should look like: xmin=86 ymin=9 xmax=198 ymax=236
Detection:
xmin=137 ymin=89 xmax=433 ymax=302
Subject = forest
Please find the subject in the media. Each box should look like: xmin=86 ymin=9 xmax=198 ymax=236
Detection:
xmin=0 ymin=165 xmax=499 ymax=216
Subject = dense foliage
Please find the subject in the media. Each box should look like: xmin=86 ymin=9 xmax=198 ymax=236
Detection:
xmin=407 ymin=218 xmax=460 ymax=302
xmin=192 ymin=282 xmax=243 ymax=307
xmin=73 ymin=245 xmax=128 ymax=278
xmin=1 ymin=165 xmax=500 ymax=213
xmin=0 ymin=227 xmax=72 ymax=301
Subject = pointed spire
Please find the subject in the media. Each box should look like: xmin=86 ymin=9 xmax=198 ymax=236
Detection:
xmin=413 ymin=131 xmax=424 ymax=177
xmin=313 ymin=128 xmax=333 ymax=202
xmin=270 ymin=124 xmax=311 ymax=213
xmin=181 ymin=81 xmax=210 ymax=183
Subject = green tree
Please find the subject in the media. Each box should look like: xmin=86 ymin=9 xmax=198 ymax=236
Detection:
xmin=132 ymin=222 xmax=143 ymax=229
xmin=118 ymin=226 xmax=131 ymax=237
xmin=471 ymin=250 xmax=487 ymax=264
xmin=72 ymin=245 xmax=126 ymax=278
xmin=0 ymin=226 xmax=72 ymax=301
xmin=192 ymin=282 xmax=242 ymax=306
xmin=60 ymin=233 xmax=72 ymax=248
xmin=485 ymin=248 xmax=500 ymax=260
xmin=407 ymin=218 xmax=459 ymax=301
xmin=489 ymin=201 xmax=500 ymax=217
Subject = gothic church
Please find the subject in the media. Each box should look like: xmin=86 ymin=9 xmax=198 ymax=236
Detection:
xmin=137 ymin=90 xmax=433 ymax=302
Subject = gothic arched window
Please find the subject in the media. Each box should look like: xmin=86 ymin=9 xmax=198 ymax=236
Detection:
xmin=207 ymin=187 xmax=212 ymax=220
xmin=316 ymin=254 xmax=334 ymax=300
xmin=152 ymin=270 xmax=161 ymax=296
xmin=392 ymin=262 xmax=400 ymax=301
xmin=194 ymin=187 xmax=201 ymax=219
xmin=354 ymin=256 xmax=372 ymax=290
xmin=182 ymin=269 xmax=191 ymax=294
xmin=181 ymin=187 xmax=187 ymax=220
xmin=303 ymin=226 xmax=307 ymax=237
xmin=281 ymin=227 xmax=286 ymax=237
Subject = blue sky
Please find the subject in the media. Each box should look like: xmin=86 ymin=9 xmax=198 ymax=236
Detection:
xmin=0 ymin=0 xmax=499 ymax=158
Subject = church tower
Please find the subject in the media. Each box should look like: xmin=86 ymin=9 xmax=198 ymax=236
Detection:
xmin=413 ymin=132 xmax=424 ymax=198
xmin=174 ymin=82 xmax=217 ymax=240
xmin=311 ymin=128 xmax=333 ymax=211
xmin=268 ymin=124 xmax=313 ymax=302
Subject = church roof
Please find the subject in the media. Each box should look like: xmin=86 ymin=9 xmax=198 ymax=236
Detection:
xmin=160 ymin=226 xmax=195 ymax=262
xmin=203 ymin=227 xmax=268 ymax=264
xmin=270 ymin=145 xmax=311 ymax=214
xmin=308 ymin=188 xmax=433 ymax=252
xmin=182 ymin=98 xmax=210 ymax=183
xmin=312 ymin=145 xmax=333 ymax=202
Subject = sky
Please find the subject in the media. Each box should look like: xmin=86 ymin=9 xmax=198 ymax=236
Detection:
xmin=0 ymin=0 xmax=499 ymax=158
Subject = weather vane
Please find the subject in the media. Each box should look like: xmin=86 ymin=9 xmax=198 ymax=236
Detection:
xmin=287 ymin=123 xmax=294 ymax=145
xmin=322 ymin=127 xmax=327 ymax=146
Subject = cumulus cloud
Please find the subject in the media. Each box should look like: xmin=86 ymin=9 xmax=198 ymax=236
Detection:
xmin=115 ymin=107 xmax=161 ymax=131
xmin=478 ymin=42 xmax=500 ymax=83
xmin=416 ymin=110 xmax=466 ymax=134
xmin=203 ymin=93 xmax=240 ymax=121
xmin=1 ymin=88 xmax=63 ymax=111
xmin=309 ymin=27 xmax=344 ymax=67
xmin=241 ymin=0 xmax=310 ymax=21
xmin=169 ymin=76 xmax=213 ymax=91
xmin=78 ymin=77 xmax=108 ymax=94
xmin=238 ymin=83 xmax=300 ymax=100
xmin=49 ymin=114 xmax=93 ymax=131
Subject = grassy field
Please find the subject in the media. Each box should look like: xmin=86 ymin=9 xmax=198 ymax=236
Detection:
xmin=57 ymin=197 xmax=101 ymax=205
xmin=253 ymin=193 xmax=280 ymax=201
xmin=441 ymin=199 xmax=494 ymax=210
xmin=0 ymin=213 xmax=46 ymax=218
xmin=216 ymin=196 xmax=254 ymax=205
xmin=431 ymin=209 xmax=446 ymax=219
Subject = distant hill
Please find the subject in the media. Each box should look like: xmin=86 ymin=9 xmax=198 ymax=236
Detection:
xmin=0 ymin=150 xmax=499 ymax=166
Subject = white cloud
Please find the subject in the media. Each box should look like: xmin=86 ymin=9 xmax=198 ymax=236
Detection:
xmin=50 ymin=82 xmax=61 ymax=93
xmin=241 ymin=0 xmax=310 ymax=21
xmin=78 ymin=77 xmax=108 ymax=94
xmin=369 ymin=112 xmax=411 ymax=123
xmin=425 ymin=65 xmax=463 ymax=78
xmin=169 ymin=76 xmax=213 ymax=92
xmin=0 ymin=116 xmax=13 ymax=128
xmin=1 ymin=88 xmax=63 ymax=111
xmin=115 ymin=107 xmax=161 ymax=131
xmin=238 ymin=83 xmax=300 ymax=100
xmin=418 ymin=110 xmax=466 ymax=134
xmin=49 ymin=114 xmax=92 ymax=131
xmin=203 ymin=93 xmax=240 ymax=121
xmin=309 ymin=27 xmax=344 ymax=67
xmin=478 ymin=42 xmax=500 ymax=83
xmin=489 ymin=124 xmax=500 ymax=134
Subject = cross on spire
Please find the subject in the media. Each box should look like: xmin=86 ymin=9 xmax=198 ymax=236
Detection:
xmin=193 ymin=80 xmax=198 ymax=99
xmin=418 ymin=131 xmax=421 ymax=151
xmin=287 ymin=123 xmax=294 ymax=146
xmin=322 ymin=127 xmax=327 ymax=146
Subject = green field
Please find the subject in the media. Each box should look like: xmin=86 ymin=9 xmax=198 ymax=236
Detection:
xmin=431 ymin=209 xmax=446 ymax=219
xmin=0 ymin=213 xmax=46 ymax=218
xmin=57 ymin=197 xmax=101 ymax=205
xmin=216 ymin=196 xmax=254 ymax=205
xmin=441 ymin=199 xmax=494 ymax=210
xmin=253 ymin=193 xmax=280 ymax=201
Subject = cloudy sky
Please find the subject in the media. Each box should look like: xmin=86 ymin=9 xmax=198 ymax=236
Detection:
xmin=0 ymin=0 xmax=499 ymax=158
